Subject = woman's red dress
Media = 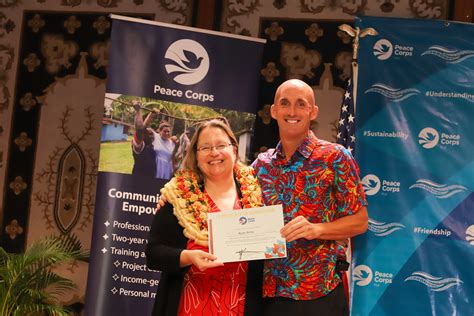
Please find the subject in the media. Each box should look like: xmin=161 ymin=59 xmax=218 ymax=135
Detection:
xmin=177 ymin=193 xmax=248 ymax=316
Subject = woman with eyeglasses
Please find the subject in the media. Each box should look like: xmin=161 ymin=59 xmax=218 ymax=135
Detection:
xmin=146 ymin=119 xmax=264 ymax=316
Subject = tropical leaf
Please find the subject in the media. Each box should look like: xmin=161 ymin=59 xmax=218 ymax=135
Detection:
xmin=0 ymin=234 xmax=88 ymax=316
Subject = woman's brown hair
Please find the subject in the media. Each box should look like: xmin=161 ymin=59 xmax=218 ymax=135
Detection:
xmin=182 ymin=119 xmax=243 ymax=182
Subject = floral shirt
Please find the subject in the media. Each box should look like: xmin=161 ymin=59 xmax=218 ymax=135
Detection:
xmin=253 ymin=133 xmax=367 ymax=300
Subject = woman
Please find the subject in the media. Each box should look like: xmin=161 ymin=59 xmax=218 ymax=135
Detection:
xmin=146 ymin=119 xmax=264 ymax=316
xmin=152 ymin=120 xmax=176 ymax=179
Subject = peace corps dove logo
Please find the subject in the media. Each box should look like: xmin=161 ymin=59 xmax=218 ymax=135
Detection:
xmin=466 ymin=225 xmax=474 ymax=245
xmin=373 ymin=39 xmax=393 ymax=60
xmin=164 ymin=39 xmax=210 ymax=85
xmin=362 ymin=174 xmax=381 ymax=196
xmin=353 ymin=265 xmax=373 ymax=286
xmin=418 ymin=127 xmax=439 ymax=149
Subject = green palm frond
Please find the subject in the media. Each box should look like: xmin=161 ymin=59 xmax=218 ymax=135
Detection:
xmin=0 ymin=234 xmax=88 ymax=316
xmin=13 ymin=302 xmax=72 ymax=316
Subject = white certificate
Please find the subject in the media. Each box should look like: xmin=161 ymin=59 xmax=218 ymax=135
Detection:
xmin=207 ymin=204 xmax=287 ymax=263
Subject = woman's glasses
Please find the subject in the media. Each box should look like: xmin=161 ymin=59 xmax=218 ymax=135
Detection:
xmin=197 ymin=143 xmax=233 ymax=154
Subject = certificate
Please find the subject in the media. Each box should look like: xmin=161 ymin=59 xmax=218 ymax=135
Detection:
xmin=207 ymin=205 xmax=287 ymax=263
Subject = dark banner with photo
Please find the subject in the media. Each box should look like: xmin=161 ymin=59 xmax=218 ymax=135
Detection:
xmin=85 ymin=15 xmax=265 ymax=315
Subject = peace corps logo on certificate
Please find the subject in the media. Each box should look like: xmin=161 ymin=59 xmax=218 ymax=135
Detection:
xmin=164 ymin=39 xmax=210 ymax=85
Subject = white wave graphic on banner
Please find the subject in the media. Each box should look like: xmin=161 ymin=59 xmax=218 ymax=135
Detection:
xmin=409 ymin=179 xmax=467 ymax=198
xmin=368 ymin=218 xmax=405 ymax=236
xmin=421 ymin=45 xmax=474 ymax=64
xmin=365 ymin=83 xmax=419 ymax=102
xmin=404 ymin=272 xmax=463 ymax=291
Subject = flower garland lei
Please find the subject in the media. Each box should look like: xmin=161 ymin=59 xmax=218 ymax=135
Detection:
xmin=160 ymin=165 xmax=263 ymax=246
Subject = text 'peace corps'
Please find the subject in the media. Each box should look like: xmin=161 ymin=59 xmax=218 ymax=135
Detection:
xmin=153 ymin=84 xmax=214 ymax=102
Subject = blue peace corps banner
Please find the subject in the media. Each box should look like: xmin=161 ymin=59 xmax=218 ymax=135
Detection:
xmin=351 ymin=16 xmax=474 ymax=316
xmin=85 ymin=15 xmax=265 ymax=315
xmin=106 ymin=15 xmax=265 ymax=113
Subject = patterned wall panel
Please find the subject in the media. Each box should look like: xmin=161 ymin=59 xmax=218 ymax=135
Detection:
xmin=0 ymin=2 xmax=194 ymax=312
xmin=220 ymin=0 xmax=451 ymax=37
xmin=0 ymin=4 xmax=194 ymax=248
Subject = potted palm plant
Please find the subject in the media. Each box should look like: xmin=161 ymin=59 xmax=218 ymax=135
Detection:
xmin=0 ymin=234 xmax=88 ymax=316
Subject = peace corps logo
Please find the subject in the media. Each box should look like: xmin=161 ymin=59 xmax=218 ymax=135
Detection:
xmin=466 ymin=225 xmax=474 ymax=245
xmin=164 ymin=39 xmax=210 ymax=85
xmin=362 ymin=174 xmax=381 ymax=196
xmin=418 ymin=127 xmax=439 ymax=149
xmin=373 ymin=39 xmax=393 ymax=60
xmin=353 ymin=265 xmax=373 ymax=286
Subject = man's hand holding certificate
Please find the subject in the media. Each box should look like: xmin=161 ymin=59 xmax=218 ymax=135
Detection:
xmin=207 ymin=205 xmax=287 ymax=263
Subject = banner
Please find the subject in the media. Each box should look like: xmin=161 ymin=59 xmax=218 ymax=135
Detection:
xmin=351 ymin=17 xmax=473 ymax=315
xmin=85 ymin=15 xmax=265 ymax=315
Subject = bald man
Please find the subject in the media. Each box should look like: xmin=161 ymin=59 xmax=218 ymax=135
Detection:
xmin=252 ymin=79 xmax=368 ymax=315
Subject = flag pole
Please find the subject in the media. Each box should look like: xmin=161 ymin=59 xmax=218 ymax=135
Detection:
xmin=338 ymin=25 xmax=378 ymax=112
xmin=336 ymin=23 xmax=378 ymax=310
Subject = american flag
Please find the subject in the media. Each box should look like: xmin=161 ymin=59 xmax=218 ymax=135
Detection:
xmin=336 ymin=75 xmax=356 ymax=154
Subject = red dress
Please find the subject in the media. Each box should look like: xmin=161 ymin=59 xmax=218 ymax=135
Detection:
xmin=177 ymin=193 xmax=249 ymax=316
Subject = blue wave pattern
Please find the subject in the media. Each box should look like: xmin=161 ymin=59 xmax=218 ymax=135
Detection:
xmin=365 ymin=83 xmax=420 ymax=102
xmin=368 ymin=218 xmax=405 ymax=236
xmin=421 ymin=45 xmax=474 ymax=64
xmin=404 ymin=271 xmax=463 ymax=291
xmin=409 ymin=179 xmax=467 ymax=199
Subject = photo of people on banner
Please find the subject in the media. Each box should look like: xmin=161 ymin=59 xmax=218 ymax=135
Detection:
xmin=99 ymin=93 xmax=256 ymax=180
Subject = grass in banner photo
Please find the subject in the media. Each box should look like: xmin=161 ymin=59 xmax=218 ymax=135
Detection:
xmin=98 ymin=136 xmax=134 ymax=174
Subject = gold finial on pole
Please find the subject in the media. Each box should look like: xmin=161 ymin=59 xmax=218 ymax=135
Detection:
xmin=337 ymin=24 xmax=378 ymax=112
xmin=338 ymin=24 xmax=378 ymax=60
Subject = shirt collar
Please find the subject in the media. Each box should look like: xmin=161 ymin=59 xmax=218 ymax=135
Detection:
xmin=274 ymin=132 xmax=318 ymax=161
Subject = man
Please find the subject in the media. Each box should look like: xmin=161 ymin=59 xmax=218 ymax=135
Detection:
xmin=131 ymin=101 xmax=156 ymax=177
xmin=252 ymin=79 xmax=368 ymax=315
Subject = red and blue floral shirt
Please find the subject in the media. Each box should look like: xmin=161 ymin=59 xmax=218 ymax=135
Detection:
xmin=253 ymin=133 xmax=367 ymax=300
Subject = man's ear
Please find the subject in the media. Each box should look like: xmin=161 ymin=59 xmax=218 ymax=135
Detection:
xmin=270 ymin=104 xmax=277 ymax=119
xmin=311 ymin=105 xmax=319 ymax=120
